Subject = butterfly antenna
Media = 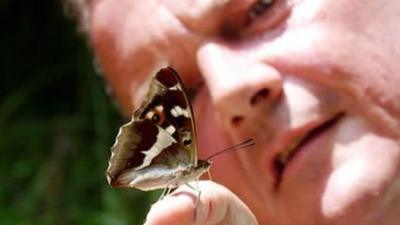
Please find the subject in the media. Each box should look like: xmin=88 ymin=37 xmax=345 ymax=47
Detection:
xmin=206 ymin=138 xmax=255 ymax=161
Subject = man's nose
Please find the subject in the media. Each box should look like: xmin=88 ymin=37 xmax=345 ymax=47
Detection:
xmin=197 ymin=42 xmax=283 ymax=132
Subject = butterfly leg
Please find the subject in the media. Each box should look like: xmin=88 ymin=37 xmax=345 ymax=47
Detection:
xmin=207 ymin=169 xmax=213 ymax=181
xmin=186 ymin=180 xmax=202 ymax=221
xmin=165 ymin=186 xmax=174 ymax=196
xmin=185 ymin=182 xmax=201 ymax=199
xmin=158 ymin=186 xmax=172 ymax=202
xmin=157 ymin=187 xmax=168 ymax=202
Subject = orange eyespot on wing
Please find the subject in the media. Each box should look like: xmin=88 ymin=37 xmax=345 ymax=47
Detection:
xmin=145 ymin=105 xmax=166 ymax=125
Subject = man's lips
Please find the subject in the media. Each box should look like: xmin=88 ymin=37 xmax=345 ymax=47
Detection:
xmin=272 ymin=112 xmax=345 ymax=189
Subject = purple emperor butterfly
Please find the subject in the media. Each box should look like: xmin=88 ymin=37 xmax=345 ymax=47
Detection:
xmin=106 ymin=67 xmax=211 ymax=193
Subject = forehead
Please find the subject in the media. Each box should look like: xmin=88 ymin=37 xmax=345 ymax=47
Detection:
xmin=91 ymin=1 xmax=252 ymax=69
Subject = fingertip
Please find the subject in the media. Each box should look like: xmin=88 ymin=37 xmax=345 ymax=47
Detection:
xmin=187 ymin=181 xmax=258 ymax=225
xmin=144 ymin=192 xmax=197 ymax=225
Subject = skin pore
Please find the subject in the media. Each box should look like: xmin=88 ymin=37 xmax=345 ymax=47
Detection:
xmin=87 ymin=0 xmax=400 ymax=224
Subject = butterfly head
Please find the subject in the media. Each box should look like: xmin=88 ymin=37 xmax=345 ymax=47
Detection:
xmin=181 ymin=159 xmax=212 ymax=181
xmin=171 ymin=159 xmax=211 ymax=187
xmin=195 ymin=159 xmax=212 ymax=171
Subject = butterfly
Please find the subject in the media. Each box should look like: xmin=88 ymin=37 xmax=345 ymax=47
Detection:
xmin=106 ymin=67 xmax=211 ymax=195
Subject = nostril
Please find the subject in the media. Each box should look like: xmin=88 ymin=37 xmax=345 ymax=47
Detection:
xmin=250 ymin=88 xmax=270 ymax=106
xmin=231 ymin=116 xmax=244 ymax=126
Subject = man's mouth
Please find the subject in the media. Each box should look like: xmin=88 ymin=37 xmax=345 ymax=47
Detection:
xmin=272 ymin=112 xmax=344 ymax=189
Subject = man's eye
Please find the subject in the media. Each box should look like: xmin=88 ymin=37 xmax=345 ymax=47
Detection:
xmin=247 ymin=0 xmax=276 ymax=23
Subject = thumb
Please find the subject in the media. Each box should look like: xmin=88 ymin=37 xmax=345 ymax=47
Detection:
xmin=144 ymin=181 xmax=258 ymax=225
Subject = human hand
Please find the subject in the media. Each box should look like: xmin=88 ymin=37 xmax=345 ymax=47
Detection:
xmin=144 ymin=181 xmax=258 ymax=225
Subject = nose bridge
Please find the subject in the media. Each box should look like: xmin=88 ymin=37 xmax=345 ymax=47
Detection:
xmin=196 ymin=41 xmax=283 ymax=132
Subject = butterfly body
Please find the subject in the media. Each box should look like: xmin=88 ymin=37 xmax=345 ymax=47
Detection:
xmin=106 ymin=67 xmax=210 ymax=191
xmin=120 ymin=159 xmax=211 ymax=191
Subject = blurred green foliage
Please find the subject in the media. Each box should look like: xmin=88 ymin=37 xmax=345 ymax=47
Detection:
xmin=0 ymin=0 xmax=158 ymax=224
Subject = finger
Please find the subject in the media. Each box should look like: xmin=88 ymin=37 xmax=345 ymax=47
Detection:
xmin=144 ymin=181 xmax=258 ymax=225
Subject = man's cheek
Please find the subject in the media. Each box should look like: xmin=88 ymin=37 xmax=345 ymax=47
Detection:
xmin=193 ymin=89 xmax=231 ymax=159
xmin=321 ymin=116 xmax=400 ymax=218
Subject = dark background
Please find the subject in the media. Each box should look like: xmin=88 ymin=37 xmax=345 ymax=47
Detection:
xmin=1 ymin=0 xmax=157 ymax=224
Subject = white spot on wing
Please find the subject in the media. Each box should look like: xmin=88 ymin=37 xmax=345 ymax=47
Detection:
xmin=165 ymin=125 xmax=176 ymax=135
xmin=135 ymin=126 xmax=176 ymax=170
xmin=145 ymin=111 xmax=155 ymax=120
xmin=169 ymin=84 xmax=180 ymax=90
xmin=155 ymin=105 xmax=164 ymax=112
xmin=170 ymin=106 xmax=189 ymax=118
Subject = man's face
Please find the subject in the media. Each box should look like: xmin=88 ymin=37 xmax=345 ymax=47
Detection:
xmin=91 ymin=0 xmax=400 ymax=224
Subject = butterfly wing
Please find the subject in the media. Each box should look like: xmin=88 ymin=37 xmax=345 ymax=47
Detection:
xmin=134 ymin=67 xmax=198 ymax=165
xmin=106 ymin=119 xmax=177 ymax=185
xmin=106 ymin=67 xmax=198 ymax=188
